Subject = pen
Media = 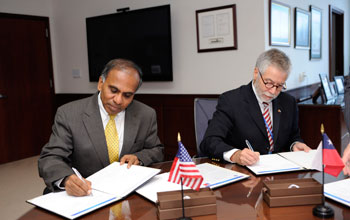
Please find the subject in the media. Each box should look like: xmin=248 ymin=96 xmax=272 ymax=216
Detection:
xmin=72 ymin=167 xmax=92 ymax=196
xmin=72 ymin=167 xmax=85 ymax=182
xmin=245 ymin=140 xmax=254 ymax=152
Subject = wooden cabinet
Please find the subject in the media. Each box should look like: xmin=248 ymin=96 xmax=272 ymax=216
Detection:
xmin=298 ymin=101 xmax=349 ymax=154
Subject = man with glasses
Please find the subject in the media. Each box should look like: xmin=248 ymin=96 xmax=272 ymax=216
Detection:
xmin=200 ymin=49 xmax=310 ymax=166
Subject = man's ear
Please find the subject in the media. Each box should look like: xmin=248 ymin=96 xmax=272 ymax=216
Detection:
xmin=97 ymin=76 xmax=103 ymax=91
xmin=253 ymin=67 xmax=259 ymax=82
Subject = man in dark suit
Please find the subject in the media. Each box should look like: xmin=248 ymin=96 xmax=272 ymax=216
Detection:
xmin=38 ymin=59 xmax=164 ymax=196
xmin=200 ymin=49 xmax=310 ymax=166
xmin=342 ymin=76 xmax=350 ymax=175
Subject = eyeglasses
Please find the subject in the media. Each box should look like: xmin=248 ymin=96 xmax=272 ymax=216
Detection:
xmin=258 ymin=70 xmax=287 ymax=91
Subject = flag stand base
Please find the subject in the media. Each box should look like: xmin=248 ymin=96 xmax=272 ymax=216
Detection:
xmin=177 ymin=217 xmax=192 ymax=220
xmin=312 ymin=205 xmax=334 ymax=218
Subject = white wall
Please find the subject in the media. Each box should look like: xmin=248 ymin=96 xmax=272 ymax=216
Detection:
xmin=1 ymin=0 xmax=349 ymax=94
xmin=264 ymin=0 xmax=350 ymax=91
xmin=50 ymin=0 xmax=266 ymax=94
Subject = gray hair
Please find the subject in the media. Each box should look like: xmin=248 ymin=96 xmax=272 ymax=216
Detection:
xmin=101 ymin=58 xmax=143 ymax=90
xmin=255 ymin=49 xmax=291 ymax=75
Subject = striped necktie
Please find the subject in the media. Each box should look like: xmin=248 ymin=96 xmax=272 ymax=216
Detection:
xmin=263 ymin=102 xmax=274 ymax=153
xmin=105 ymin=115 xmax=119 ymax=163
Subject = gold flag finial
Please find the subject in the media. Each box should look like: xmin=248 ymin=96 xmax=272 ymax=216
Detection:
xmin=177 ymin=132 xmax=181 ymax=142
xmin=320 ymin=123 xmax=324 ymax=134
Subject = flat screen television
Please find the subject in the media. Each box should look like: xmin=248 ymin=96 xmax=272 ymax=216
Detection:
xmin=86 ymin=5 xmax=173 ymax=82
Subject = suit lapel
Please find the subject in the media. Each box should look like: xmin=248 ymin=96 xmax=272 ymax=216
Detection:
xmin=272 ymin=97 xmax=282 ymax=151
xmin=82 ymin=93 xmax=110 ymax=167
xmin=121 ymin=101 xmax=139 ymax=156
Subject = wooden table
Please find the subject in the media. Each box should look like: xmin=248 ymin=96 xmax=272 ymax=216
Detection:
xmin=19 ymin=158 xmax=349 ymax=220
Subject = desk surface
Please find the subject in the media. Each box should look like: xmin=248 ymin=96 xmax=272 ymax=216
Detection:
xmin=20 ymin=158 xmax=349 ymax=220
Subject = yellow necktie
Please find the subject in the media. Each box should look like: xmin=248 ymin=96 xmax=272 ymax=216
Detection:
xmin=105 ymin=115 xmax=119 ymax=163
xmin=110 ymin=203 xmax=122 ymax=218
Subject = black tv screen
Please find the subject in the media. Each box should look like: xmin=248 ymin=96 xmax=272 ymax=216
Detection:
xmin=86 ymin=5 xmax=173 ymax=82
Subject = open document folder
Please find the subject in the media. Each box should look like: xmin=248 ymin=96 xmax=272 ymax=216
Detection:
xmin=246 ymin=150 xmax=317 ymax=175
xmin=27 ymin=162 xmax=160 ymax=219
xmin=136 ymin=162 xmax=249 ymax=203
xmin=324 ymin=178 xmax=350 ymax=207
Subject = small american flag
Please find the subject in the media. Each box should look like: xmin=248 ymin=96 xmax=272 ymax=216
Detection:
xmin=168 ymin=139 xmax=203 ymax=191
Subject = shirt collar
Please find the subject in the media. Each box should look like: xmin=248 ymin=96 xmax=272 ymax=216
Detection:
xmin=98 ymin=92 xmax=125 ymax=121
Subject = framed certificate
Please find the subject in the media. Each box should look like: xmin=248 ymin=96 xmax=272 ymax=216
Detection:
xmin=196 ymin=5 xmax=237 ymax=52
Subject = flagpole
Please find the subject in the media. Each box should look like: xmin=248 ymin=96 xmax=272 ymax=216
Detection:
xmin=177 ymin=133 xmax=192 ymax=220
xmin=312 ymin=124 xmax=334 ymax=218
xmin=180 ymin=177 xmax=185 ymax=218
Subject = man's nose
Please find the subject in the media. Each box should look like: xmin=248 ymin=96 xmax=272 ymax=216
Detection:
xmin=268 ymin=86 xmax=278 ymax=94
xmin=113 ymin=94 xmax=122 ymax=104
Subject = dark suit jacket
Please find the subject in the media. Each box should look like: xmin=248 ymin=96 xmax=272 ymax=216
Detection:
xmin=200 ymin=82 xmax=303 ymax=161
xmin=344 ymin=76 xmax=350 ymax=132
xmin=38 ymin=93 xmax=164 ymax=191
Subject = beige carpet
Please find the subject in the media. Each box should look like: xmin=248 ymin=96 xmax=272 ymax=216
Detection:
xmin=0 ymin=155 xmax=45 ymax=220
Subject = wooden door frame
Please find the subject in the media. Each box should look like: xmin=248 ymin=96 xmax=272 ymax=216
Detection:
xmin=328 ymin=5 xmax=344 ymax=80
xmin=0 ymin=13 xmax=55 ymax=163
xmin=0 ymin=12 xmax=55 ymax=99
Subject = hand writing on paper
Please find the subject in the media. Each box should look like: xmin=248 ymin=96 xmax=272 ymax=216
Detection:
xmin=120 ymin=154 xmax=140 ymax=168
xmin=292 ymin=142 xmax=311 ymax=152
xmin=231 ymin=149 xmax=260 ymax=166
xmin=342 ymin=143 xmax=350 ymax=175
xmin=64 ymin=174 xmax=92 ymax=196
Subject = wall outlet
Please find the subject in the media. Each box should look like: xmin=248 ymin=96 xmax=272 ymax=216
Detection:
xmin=299 ymin=72 xmax=306 ymax=82
xmin=72 ymin=69 xmax=81 ymax=78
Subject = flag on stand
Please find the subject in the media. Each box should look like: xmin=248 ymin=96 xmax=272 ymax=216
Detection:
xmin=168 ymin=138 xmax=203 ymax=191
xmin=311 ymin=133 xmax=344 ymax=177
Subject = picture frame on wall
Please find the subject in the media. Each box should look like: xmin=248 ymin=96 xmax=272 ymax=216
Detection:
xmin=195 ymin=4 xmax=237 ymax=52
xmin=294 ymin=7 xmax=310 ymax=49
xmin=310 ymin=6 xmax=322 ymax=59
xmin=269 ymin=0 xmax=291 ymax=46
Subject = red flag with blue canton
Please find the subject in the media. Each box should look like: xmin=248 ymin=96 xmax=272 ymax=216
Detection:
xmin=168 ymin=140 xmax=203 ymax=191
xmin=322 ymin=133 xmax=344 ymax=177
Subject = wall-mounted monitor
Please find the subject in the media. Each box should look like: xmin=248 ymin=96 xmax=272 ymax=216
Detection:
xmin=334 ymin=76 xmax=344 ymax=94
xmin=86 ymin=5 xmax=173 ymax=82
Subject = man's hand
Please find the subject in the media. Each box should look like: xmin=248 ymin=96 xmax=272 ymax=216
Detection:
xmin=292 ymin=142 xmax=311 ymax=152
xmin=342 ymin=143 xmax=350 ymax=175
xmin=230 ymin=149 xmax=260 ymax=166
xmin=120 ymin=154 xmax=139 ymax=168
xmin=64 ymin=174 xmax=92 ymax=196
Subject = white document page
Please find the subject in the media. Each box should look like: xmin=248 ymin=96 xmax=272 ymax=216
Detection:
xmin=136 ymin=172 xmax=191 ymax=203
xmin=247 ymin=154 xmax=304 ymax=175
xmin=27 ymin=162 xmax=160 ymax=219
xmin=87 ymin=162 xmax=161 ymax=198
xmin=27 ymin=189 xmax=119 ymax=219
xmin=324 ymin=178 xmax=350 ymax=207
xmin=278 ymin=150 xmax=317 ymax=169
xmin=198 ymin=163 xmax=249 ymax=188
xmin=136 ymin=162 xmax=249 ymax=203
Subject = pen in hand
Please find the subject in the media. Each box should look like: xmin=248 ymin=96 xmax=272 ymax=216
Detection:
xmin=245 ymin=140 xmax=254 ymax=152
xmin=72 ymin=167 xmax=92 ymax=196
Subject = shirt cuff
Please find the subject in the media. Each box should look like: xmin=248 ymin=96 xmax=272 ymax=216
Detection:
xmin=223 ymin=149 xmax=239 ymax=163
xmin=54 ymin=177 xmax=66 ymax=190
xmin=290 ymin=141 xmax=299 ymax=152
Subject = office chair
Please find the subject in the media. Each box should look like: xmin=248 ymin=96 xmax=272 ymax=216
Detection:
xmin=194 ymin=98 xmax=218 ymax=157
